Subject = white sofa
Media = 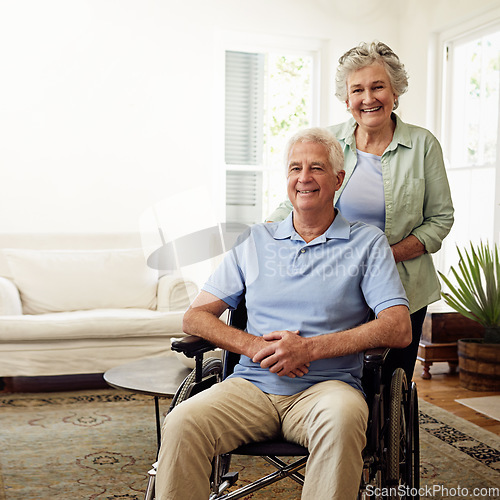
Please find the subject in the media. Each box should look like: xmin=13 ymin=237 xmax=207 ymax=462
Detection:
xmin=0 ymin=234 xmax=198 ymax=377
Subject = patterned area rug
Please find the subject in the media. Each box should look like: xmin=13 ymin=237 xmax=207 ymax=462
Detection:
xmin=0 ymin=390 xmax=499 ymax=500
xmin=418 ymin=400 xmax=499 ymax=499
xmin=455 ymin=396 xmax=500 ymax=422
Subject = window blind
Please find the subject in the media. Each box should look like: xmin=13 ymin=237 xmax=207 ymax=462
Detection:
xmin=225 ymin=51 xmax=265 ymax=224
xmin=225 ymin=51 xmax=264 ymax=165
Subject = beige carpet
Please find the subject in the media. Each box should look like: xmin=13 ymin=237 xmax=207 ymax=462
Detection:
xmin=0 ymin=390 xmax=499 ymax=499
xmin=456 ymin=395 xmax=500 ymax=422
xmin=418 ymin=399 xmax=500 ymax=499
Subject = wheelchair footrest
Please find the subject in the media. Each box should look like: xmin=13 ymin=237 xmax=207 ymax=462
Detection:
xmin=221 ymin=471 xmax=239 ymax=487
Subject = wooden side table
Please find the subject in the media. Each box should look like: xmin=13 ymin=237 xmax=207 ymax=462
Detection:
xmin=417 ymin=309 xmax=484 ymax=379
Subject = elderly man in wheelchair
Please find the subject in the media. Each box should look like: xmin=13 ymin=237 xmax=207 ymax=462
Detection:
xmin=154 ymin=127 xmax=412 ymax=500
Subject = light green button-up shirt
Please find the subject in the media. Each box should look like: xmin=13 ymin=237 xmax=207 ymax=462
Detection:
xmin=267 ymin=114 xmax=454 ymax=314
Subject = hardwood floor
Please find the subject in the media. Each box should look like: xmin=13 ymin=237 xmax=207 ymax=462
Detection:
xmin=413 ymin=361 xmax=500 ymax=436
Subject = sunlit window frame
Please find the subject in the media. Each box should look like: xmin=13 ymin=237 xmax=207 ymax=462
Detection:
xmin=430 ymin=8 xmax=500 ymax=274
xmin=210 ymin=31 xmax=329 ymax=224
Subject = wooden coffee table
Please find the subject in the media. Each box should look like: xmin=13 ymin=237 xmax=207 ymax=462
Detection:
xmin=104 ymin=354 xmax=192 ymax=449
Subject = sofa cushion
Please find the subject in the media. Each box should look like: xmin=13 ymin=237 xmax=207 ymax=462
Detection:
xmin=0 ymin=277 xmax=22 ymax=315
xmin=0 ymin=308 xmax=184 ymax=341
xmin=2 ymin=249 xmax=158 ymax=314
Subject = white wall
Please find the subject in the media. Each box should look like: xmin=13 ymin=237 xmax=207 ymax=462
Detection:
xmin=0 ymin=0 xmax=496 ymax=236
xmin=0 ymin=0 xmax=399 ymax=235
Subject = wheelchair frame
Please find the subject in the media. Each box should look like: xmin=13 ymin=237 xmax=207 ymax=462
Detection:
xmin=145 ymin=303 xmax=420 ymax=500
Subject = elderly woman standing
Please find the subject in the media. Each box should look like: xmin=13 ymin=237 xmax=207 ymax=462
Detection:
xmin=268 ymin=41 xmax=454 ymax=383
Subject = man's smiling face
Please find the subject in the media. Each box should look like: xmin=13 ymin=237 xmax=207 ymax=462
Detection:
xmin=286 ymin=141 xmax=344 ymax=215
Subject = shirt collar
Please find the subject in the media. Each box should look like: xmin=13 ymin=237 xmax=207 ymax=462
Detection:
xmin=386 ymin=113 xmax=412 ymax=151
xmin=335 ymin=113 xmax=412 ymax=152
xmin=273 ymin=210 xmax=351 ymax=242
xmin=334 ymin=117 xmax=358 ymax=150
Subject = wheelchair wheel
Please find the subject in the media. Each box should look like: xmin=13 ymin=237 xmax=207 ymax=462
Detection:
xmin=387 ymin=369 xmax=408 ymax=489
xmin=169 ymin=357 xmax=223 ymax=411
xmin=405 ymin=382 xmax=420 ymax=496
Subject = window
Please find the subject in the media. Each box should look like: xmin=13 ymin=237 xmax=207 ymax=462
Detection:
xmin=224 ymin=48 xmax=317 ymax=224
xmin=438 ymin=23 xmax=500 ymax=270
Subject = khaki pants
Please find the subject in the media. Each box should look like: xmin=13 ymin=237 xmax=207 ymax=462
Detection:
xmin=156 ymin=377 xmax=368 ymax=500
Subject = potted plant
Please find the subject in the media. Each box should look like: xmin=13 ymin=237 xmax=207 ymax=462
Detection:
xmin=438 ymin=241 xmax=500 ymax=391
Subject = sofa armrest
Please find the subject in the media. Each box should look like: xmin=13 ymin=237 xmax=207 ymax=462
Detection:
xmin=157 ymin=275 xmax=198 ymax=312
xmin=0 ymin=277 xmax=23 ymax=315
xmin=159 ymin=311 xmax=189 ymax=333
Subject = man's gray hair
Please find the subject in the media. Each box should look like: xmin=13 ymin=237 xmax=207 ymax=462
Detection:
xmin=284 ymin=128 xmax=344 ymax=175
xmin=335 ymin=41 xmax=409 ymax=110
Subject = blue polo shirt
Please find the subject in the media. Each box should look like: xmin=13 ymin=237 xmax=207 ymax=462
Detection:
xmin=202 ymin=211 xmax=408 ymax=395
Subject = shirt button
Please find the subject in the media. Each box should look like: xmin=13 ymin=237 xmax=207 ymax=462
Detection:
xmin=388 ymin=204 xmax=392 ymax=209
xmin=301 ymin=249 xmax=306 ymax=253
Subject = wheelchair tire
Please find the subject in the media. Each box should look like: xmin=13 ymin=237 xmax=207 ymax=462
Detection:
xmin=169 ymin=357 xmax=223 ymax=411
xmin=405 ymin=382 xmax=420 ymax=497
xmin=387 ymin=368 xmax=408 ymax=487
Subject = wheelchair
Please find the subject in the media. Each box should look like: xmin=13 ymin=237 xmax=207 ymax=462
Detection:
xmin=145 ymin=300 xmax=420 ymax=500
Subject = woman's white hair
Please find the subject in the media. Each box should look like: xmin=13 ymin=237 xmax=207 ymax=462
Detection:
xmin=284 ymin=128 xmax=344 ymax=175
xmin=335 ymin=41 xmax=409 ymax=110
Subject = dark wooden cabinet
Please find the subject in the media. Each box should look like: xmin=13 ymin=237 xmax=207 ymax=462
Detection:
xmin=417 ymin=310 xmax=484 ymax=379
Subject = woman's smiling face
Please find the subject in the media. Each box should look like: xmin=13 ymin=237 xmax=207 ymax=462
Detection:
xmin=346 ymin=63 xmax=397 ymax=131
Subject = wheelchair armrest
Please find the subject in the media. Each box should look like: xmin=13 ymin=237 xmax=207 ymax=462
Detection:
xmin=363 ymin=347 xmax=389 ymax=371
xmin=171 ymin=335 xmax=216 ymax=358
